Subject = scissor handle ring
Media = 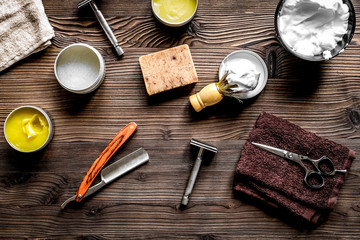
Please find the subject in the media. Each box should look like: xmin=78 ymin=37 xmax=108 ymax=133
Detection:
xmin=304 ymin=171 xmax=324 ymax=189
xmin=313 ymin=156 xmax=336 ymax=176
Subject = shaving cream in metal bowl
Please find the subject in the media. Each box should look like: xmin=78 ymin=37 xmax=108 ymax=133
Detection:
xmin=275 ymin=0 xmax=355 ymax=61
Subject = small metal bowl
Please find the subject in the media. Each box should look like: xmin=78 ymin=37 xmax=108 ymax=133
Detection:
xmin=4 ymin=106 xmax=54 ymax=153
xmin=151 ymin=0 xmax=198 ymax=27
xmin=275 ymin=0 xmax=356 ymax=61
xmin=54 ymin=43 xmax=105 ymax=94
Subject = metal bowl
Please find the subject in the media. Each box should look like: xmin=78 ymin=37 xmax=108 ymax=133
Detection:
xmin=151 ymin=0 xmax=198 ymax=27
xmin=274 ymin=0 xmax=356 ymax=61
xmin=54 ymin=43 xmax=105 ymax=94
xmin=4 ymin=106 xmax=54 ymax=153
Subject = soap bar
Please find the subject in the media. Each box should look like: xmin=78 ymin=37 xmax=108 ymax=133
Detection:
xmin=139 ymin=44 xmax=198 ymax=95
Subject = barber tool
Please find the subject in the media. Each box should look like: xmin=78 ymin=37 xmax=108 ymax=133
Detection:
xmin=189 ymin=50 xmax=268 ymax=112
xmin=251 ymin=142 xmax=347 ymax=189
xmin=75 ymin=122 xmax=137 ymax=202
xmin=181 ymin=139 xmax=217 ymax=207
xmin=61 ymin=148 xmax=149 ymax=209
xmin=78 ymin=0 xmax=124 ymax=57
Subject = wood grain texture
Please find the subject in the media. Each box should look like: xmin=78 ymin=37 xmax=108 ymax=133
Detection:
xmin=0 ymin=140 xmax=360 ymax=239
xmin=0 ymin=0 xmax=360 ymax=238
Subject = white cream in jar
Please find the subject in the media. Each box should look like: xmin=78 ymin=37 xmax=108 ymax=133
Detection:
xmin=278 ymin=0 xmax=349 ymax=59
xmin=223 ymin=59 xmax=260 ymax=93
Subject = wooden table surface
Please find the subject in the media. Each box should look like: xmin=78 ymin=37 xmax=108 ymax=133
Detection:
xmin=1 ymin=0 xmax=360 ymax=238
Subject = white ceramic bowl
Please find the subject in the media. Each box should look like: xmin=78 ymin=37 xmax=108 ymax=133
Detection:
xmin=4 ymin=106 xmax=54 ymax=153
xmin=54 ymin=43 xmax=105 ymax=94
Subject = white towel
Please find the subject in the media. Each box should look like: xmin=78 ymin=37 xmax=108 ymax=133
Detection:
xmin=0 ymin=0 xmax=55 ymax=72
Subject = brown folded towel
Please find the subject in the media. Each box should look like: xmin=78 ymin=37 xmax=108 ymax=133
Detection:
xmin=233 ymin=112 xmax=355 ymax=226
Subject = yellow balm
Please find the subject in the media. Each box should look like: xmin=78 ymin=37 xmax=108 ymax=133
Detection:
xmin=4 ymin=106 xmax=51 ymax=152
xmin=153 ymin=0 xmax=197 ymax=25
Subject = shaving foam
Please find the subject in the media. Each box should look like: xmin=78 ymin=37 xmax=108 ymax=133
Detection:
xmin=278 ymin=0 xmax=349 ymax=59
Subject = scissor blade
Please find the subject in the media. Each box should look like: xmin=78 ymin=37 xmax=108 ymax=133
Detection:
xmin=251 ymin=142 xmax=288 ymax=158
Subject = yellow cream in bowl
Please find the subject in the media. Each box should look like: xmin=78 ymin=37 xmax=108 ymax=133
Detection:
xmin=4 ymin=106 xmax=51 ymax=152
xmin=153 ymin=0 xmax=197 ymax=25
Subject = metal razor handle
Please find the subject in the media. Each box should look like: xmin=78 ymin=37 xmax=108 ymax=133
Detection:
xmin=89 ymin=1 xmax=124 ymax=56
xmin=181 ymin=148 xmax=204 ymax=206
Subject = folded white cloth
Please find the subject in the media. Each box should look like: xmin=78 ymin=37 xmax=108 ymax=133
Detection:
xmin=0 ymin=0 xmax=55 ymax=72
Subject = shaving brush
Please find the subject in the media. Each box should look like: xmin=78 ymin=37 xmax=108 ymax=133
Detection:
xmin=189 ymin=69 xmax=260 ymax=112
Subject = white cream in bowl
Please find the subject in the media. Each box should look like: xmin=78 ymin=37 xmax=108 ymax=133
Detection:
xmin=54 ymin=43 xmax=105 ymax=94
xmin=278 ymin=0 xmax=349 ymax=60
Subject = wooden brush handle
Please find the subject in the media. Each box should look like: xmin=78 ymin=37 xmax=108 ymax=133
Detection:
xmin=189 ymin=83 xmax=223 ymax=112
xmin=75 ymin=122 xmax=137 ymax=202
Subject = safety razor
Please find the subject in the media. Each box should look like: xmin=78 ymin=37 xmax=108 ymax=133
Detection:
xmin=78 ymin=0 xmax=124 ymax=57
xmin=181 ymin=139 xmax=218 ymax=207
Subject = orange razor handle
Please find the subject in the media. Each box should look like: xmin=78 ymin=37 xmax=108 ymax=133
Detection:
xmin=75 ymin=122 xmax=137 ymax=202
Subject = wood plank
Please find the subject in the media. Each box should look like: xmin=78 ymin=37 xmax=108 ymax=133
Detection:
xmin=42 ymin=0 xmax=282 ymax=17
xmin=0 ymin=140 xmax=359 ymax=238
xmin=1 ymin=43 xmax=360 ymax=141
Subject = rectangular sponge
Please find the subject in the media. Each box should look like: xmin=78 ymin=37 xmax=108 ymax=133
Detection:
xmin=139 ymin=44 xmax=198 ymax=96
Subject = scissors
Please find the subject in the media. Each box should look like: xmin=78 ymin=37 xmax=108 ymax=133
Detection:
xmin=251 ymin=142 xmax=347 ymax=189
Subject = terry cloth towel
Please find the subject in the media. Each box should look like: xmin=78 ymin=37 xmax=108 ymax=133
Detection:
xmin=0 ymin=0 xmax=54 ymax=72
xmin=233 ymin=112 xmax=356 ymax=227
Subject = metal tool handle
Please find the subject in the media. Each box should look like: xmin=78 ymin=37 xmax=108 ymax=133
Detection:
xmin=309 ymin=156 xmax=347 ymax=176
xmin=303 ymin=170 xmax=325 ymax=189
xmin=181 ymin=148 xmax=204 ymax=206
xmin=60 ymin=180 xmax=106 ymax=209
xmin=89 ymin=1 xmax=124 ymax=56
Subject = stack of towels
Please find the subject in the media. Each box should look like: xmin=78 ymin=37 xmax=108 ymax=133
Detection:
xmin=234 ymin=112 xmax=355 ymax=227
xmin=0 ymin=0 xmax=54 ymax=72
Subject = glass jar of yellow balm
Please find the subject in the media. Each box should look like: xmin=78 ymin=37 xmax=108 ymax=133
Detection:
xmin=4 ymin=106 xmax=54 ymax=153
xmin=152 ymin=0 xmax=198 ymax=27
